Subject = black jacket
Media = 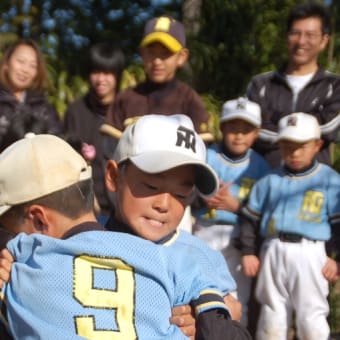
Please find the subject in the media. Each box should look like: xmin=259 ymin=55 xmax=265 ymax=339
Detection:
xmin=63 ymin=91 xmax=117 ymax=216
xmin=108 ymin=78 xmax=210 ymax=134
xmin=0 ymin=87 xmax=61 ymax=151
xmin=247 ymin=66 xmax=340 ymax=167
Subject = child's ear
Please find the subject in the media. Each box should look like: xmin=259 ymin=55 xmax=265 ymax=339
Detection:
xmin=105 ymin=160 xmax=120 ymax=193
xmin=177 ymin=48 xmax=189 ymax=67
xmin=26 ymin=205 xmax=49 ymax=234
xmin=315 ymin=138 xmax=324 ymax=151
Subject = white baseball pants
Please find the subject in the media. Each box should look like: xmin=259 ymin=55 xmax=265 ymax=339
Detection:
xmin=255 ymin=238 xmax=330 ymax=340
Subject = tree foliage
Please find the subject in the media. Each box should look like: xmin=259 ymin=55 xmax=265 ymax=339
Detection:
xmin=184 ymin=0 xmax=305 ymax=100
xmin=0 ymin=0 xmax=338 ymax=110
xmin=0 ymin=0 xmax=181 ymax=74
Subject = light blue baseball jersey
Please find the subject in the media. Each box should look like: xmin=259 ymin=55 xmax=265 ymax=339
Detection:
xmin=243 ymin=162 xmax=340 ymax=240
xmin=195 ymin=144 xmax=271 ymax=225
xmin=162 ymin=229 xmax=237 ymax=294
xmin=1 ymin=228 xmax=227 ymax=340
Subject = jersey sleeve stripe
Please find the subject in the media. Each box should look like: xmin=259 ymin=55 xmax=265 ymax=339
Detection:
xmin=242 ymin=206 xmax=262 ymax=221
xmin=191 ymin=290 xmax=229 ymax=316
xmin=330 ymin=213 xmax=340 ymax=224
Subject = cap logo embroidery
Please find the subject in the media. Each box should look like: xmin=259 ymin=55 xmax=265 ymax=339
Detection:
xmin=176 ymin=126 xmax=196 ymax=153
xmin=236 ymin=102 xmax=246 ymax=110
xmin=154 ymin=17 xmax=172 ymax=32
xmin=287 ymin=116 xmax=297 ymax=126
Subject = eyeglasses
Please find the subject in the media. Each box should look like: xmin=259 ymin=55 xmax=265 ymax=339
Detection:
xmin=288 ymin=30 xmax=323 ymax=41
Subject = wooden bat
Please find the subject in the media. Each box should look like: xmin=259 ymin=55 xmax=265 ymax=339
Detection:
xmin=99 ymin=122 xmax=215 ymax=143
xmin=99 ymin=123 xmax=123 ymax=139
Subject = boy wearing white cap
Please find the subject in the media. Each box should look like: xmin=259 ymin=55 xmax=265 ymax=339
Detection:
xmin=104 ymin=114 xmax=245 ymax=321
xmin=238 ymin=112 xmax=340 ymax=339
xmin=193 ymin=97 xmax=271 ymax=325
xmin=0 ymin=122 xmax=251 ymax=338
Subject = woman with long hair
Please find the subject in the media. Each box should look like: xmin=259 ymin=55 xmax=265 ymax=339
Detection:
xmin=0 ymin=38 xmax=61 ymax=150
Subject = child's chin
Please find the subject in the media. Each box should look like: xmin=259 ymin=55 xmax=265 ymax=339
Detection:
xmin=149 ymin=74 xmax=167 ymax=83
xmin=288 ymin=163 xmax=302 ymax=171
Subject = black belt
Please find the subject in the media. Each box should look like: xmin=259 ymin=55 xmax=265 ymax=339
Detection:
xmin=278 ymin=232 xmax=303 ymax=243
xmin=277 ymin=232 xmax=318 ymax=243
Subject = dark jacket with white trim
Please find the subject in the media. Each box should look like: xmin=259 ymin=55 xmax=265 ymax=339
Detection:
xmin=247 ymin=66 xmax=340 ymax=167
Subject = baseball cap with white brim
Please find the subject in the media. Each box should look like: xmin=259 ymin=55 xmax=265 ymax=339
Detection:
xmin=114 ymin=114 xmax=218 ymax=197
xmin=220 ymin=97 xmax=261 ymax=127
xmin=0 ymin=134 xmax=92 ymax=216
xmin=277 ymin=112 xmax=321 ymax=142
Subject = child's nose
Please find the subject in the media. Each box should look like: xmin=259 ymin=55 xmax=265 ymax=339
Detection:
xmin=153 ymin=193 xmax=170 ymax=212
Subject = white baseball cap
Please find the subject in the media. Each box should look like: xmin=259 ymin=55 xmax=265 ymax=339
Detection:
xmin=114 ymin=114 xmax=219 ymax=197
xmin=220 ymin=97 xmax=261 ymax=127
xmin=0 ymin=134 xmax=92 ymax=216
xmin=277 ymin=112 xmax=321 ymax=142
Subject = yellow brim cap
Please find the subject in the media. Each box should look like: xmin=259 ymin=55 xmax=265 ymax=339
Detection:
xmin=140 ymin=32 xmax=183 ymax=53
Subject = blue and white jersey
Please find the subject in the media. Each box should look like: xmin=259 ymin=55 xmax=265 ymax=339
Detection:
xmin=1 ymin=229 xmax=227 ymax=340
xmin=244 ymin=162 xmax=340 ymax=240
xmin=162 ymin=229 xmax=237 ymax=295
xmin=195 ymin=144 xmax=271 ymax=225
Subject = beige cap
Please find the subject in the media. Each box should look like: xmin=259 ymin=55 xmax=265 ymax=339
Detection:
xmin=0 ymin=134 xmax=92 ymax=216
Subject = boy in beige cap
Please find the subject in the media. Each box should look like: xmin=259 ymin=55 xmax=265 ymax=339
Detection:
xmin=0 ymin=129 xmax=251 ymax=339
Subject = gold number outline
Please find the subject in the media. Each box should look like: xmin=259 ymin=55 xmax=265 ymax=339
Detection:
xmin=73 ymin=254 xmax=137 ymax=340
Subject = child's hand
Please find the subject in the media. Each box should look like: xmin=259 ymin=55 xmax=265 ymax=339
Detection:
xmin=81 ymin=143 xmax=96 ymax=162
xmin=0 ymin=248 xmax=14 ymax=288
xmin=205 ymin=181 xmax=240 ymax=213
xmin=170 ymin=305 xmax=195 ymax=339
xmin=224 ymin=294 xmax=242 ymax=321
xmin=242 ymin=255 xmax=260 ymax=277
xmin=322 ymin=257 xmax=339 ymax=282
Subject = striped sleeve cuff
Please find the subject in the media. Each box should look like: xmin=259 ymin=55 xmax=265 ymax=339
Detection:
xmin=191 ymin=289 xmax=230 ymax=317
xmin=241 ymin=205 xmax=262 ymax=222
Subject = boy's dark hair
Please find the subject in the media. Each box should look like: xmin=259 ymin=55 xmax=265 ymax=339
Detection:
xmin=287 ymin=2 xmax=331 ymax=34
xmin=5 ymin=179 xmax=94 ymax=226
xmin=88 ymin=42 xmax=125 ymax=92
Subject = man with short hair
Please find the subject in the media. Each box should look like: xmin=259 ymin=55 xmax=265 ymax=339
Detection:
xmin=247 ymin=1 xmax=340 ymax=167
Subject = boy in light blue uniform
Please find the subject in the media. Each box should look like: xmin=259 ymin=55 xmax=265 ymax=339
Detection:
xmin=239 ymin=112 xmax=340 ymax=340
xmin=105 ymin=114 xmax=238 ymax=315
xmin=0 ymin=133 xmax=250 ymax=339
xmin=4 ymin=230 xmax=228 ymax=339
xmin=193 ymin=97 xmax=271 ymax=325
